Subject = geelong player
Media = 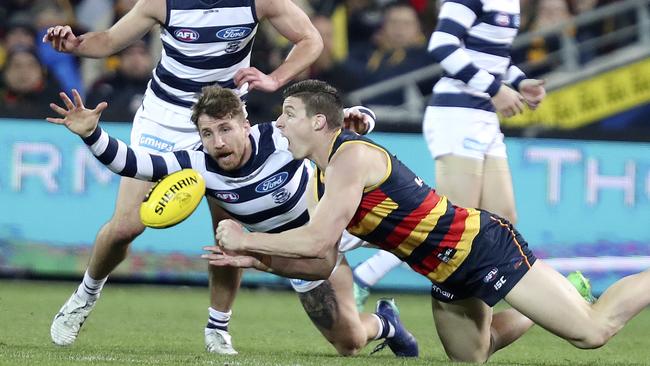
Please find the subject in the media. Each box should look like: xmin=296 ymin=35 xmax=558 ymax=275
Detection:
xmin=46 ymin=87 xmax=419 ymax=357
xmin=351 ymin=0 xmax=549 ymax=310
xmin=43 ymin=0 xmax=323 ymax=354
xmin=210 ymin=80 xmax=650 ymax=363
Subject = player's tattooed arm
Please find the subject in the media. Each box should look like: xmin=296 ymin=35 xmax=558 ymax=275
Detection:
xmin=298 ymin=281 xmax=338 ymax=331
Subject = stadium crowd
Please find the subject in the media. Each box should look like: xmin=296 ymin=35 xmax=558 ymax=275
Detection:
xmin=0 ymin=0 xmax=630 ymax=122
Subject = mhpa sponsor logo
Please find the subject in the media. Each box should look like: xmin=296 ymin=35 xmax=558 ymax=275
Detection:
xmin=214 ymin=191 xmax=240 ymax=202
xmin=139 ymin=134 xmax=175 ymax=152
xmin=216 ymin=26 xmax=252 ymax=40
xmin=174 ymin=29 xmax=199 ymax=42
xmin=255 ymin=172 xmax=289 ymax=193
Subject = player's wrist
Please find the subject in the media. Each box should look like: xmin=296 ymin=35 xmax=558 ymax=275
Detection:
xmin=81 ymin=126 xmax=102 ymax=143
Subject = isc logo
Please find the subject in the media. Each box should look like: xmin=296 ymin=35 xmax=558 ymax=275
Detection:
xmin=216 ymin=26 xmax=252 ymax=40
xmin=174 ymin=29 xmax=199 ymax=42
xmin=255 ymin=172 xmax=288 ymax=193
xmin=494 ymin=276 xmax=507 ymax=291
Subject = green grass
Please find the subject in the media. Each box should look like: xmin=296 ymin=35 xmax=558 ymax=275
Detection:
xmin=1 ymin=280 xmax=649 ymax=365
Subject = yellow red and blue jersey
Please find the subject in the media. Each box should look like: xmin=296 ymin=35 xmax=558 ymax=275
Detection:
xmin=314 ymin=130 xmax=484 ymax=283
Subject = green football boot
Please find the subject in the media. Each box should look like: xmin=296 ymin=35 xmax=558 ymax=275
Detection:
xmin=567 ymin=271 xmax=597 ymax=304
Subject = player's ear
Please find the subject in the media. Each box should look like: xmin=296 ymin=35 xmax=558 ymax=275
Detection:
xmin=313 ymin=114 xmax=327 ymax=131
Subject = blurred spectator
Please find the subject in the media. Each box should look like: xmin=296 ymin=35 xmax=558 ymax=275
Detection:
xmin=346 ymin=2 xmax=432 ymax=104
xmin=0 ymin=46 xmax=62 ymax=119
xmin=0 ymin=0 xmax=38 ymax=30
xmin=0 ymin=15 xmax=38 ymax=68
xmin=34 ymin=3 xmax=84 ymax=96
xmin=344 ymin=0 xmax=384 ymax=49
xmin=303 ymin=15 xmax=361 ymax=92
xmin=85 ymin=40 xmax=153 ymax=122
xmin=514 ymin=0 xmax=573 ymax=77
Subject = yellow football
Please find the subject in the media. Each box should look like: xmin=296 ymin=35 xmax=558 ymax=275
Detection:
xmin=140 ymin=169 xmax=206 ymax=229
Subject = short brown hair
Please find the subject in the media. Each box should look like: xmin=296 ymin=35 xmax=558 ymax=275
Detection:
xmin=282 ymin=80 xmax=343 ymax=130
xmin=191 ymin=86 xmax=244 ymax=125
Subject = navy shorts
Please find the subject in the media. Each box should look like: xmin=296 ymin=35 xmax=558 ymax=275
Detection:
xmin=430 ymin=213 xmax=537 ymax=306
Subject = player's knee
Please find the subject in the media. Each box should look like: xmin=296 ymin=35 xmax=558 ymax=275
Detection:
xmin=331 ymin=340 xmax=363 ymax=356
xmin=444 ymin=342 xmax=491 ymax=363
xmin=446 ymin=349 xmax=489 ymax=364
xmin=106 ymin=216 xmax=145 ymax=243
xmin=330 ymin=335 xmax=365 ymax=356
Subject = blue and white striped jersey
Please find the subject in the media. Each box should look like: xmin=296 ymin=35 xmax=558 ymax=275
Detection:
xmin=82 ymin=122 xmax=310 ymax=233
xmin=150 ymin=0 xmax=258 ymax=109
xmin=427 ymin=0 xmax=527 ymax=112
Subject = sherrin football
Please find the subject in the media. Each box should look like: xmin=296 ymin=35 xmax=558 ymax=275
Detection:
xmin=140 ymin=169 xmax=206 ymax=228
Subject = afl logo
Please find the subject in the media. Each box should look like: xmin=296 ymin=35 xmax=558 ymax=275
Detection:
xmin=174 ymin=29 xmax=199 ymax=42
xmin=483 ymin=268 xmax=499 ymax=283
xmin=495 ymin=13 xmax=510 ymax=27
xmin=216 ymin=26 xmax=252 ymax=40
xmin=255 ymin=172 xmax=288 ymax=193
xmin=214 ymin=191 xmax=239 ymax=202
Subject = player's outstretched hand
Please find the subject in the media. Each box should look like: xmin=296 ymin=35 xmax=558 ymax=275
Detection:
xmin=491 ymin=84 xmax=526 ymax=118
xmin=519 ymin=79 xmax=546 ymax=110
xmin=234 ymin=67 xmax=281 ymax=92
xmin=42 ymin=25 xmax=81 ymax=53
xmin=201 ymin=246 xmax=260 ymax=269
xmin=47 ymin=89 xmax=107 ymax=138
xmin=344 ymin=106 xmax=376 ymax=135
xmin=215 ymin=219 xmax=247 ymax=252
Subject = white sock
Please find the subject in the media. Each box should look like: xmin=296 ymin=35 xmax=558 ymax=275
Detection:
xmin=353 ymin=251 xmax=402 ymax=287
xmin=371 ymin=313 xmax=395 ymax=340
xmin=75 ymin=270 xmax=107 ymax=302
xmin=206 ymin=307 xmax=231 ymax=333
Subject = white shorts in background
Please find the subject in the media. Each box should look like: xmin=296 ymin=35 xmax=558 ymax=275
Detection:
xmin=422 ymin=106 xmax=507 ymax=160
xmin=289 ymin=231 xmax=368 ymax=293
xmin=130 ymin=93 xmax=201 ymax=153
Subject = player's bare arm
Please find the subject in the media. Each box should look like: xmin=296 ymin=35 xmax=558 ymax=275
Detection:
xmin=216 ymin=143 xmax=381 ymax=259
xmin=203 ymin=246 xmax=338 ymax=280
xmin=205 ymin=176 xmax=337 ymax=279
xmin=42 ymin=0 xmax=164 ymax=57
xmin=234 ymin=0 xmax=323 ymax=92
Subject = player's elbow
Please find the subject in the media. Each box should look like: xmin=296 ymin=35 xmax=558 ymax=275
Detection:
xmin=302 ymin=30 xmax=323 ymax=58
xmin=305 ymin=228 xmax=336 ymax=259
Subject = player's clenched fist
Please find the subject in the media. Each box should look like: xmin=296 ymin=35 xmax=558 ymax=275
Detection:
xmin=216 ymin=219 xmax=246 ymax=252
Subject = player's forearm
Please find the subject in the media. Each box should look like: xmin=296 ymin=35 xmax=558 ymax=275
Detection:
xmin=269 ymin=35 xmax=323 ymax=87
xmin=243 ymin=226 xmax=334 ymax=259
xmin=74 ymin=31 xmax=122 ymax=58
xmin=255 ymin=254 xmax=336 ymax=281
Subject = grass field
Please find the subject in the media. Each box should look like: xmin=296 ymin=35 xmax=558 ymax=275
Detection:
xmin=1 ymin=280 xmax=649 ymax=365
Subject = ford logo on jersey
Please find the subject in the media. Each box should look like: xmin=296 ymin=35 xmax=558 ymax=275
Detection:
xmin=174 ymin=28 xmax=199 ymax=42
xmin=214 ymin=191 xmax=240 ymax=202
xmin=216 ymin=26 xmax=252 ymax=40
xmin=255 ymin=172 xmax=289 ymax=193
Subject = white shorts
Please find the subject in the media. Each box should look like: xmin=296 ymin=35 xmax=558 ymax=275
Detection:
xmin=290 ymin=231 xmax=367 ymax=293
xmin=130 ymin=93 xmax=202 ymax=153
xmin=422 ymin=106 xmax=507 ymax=160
